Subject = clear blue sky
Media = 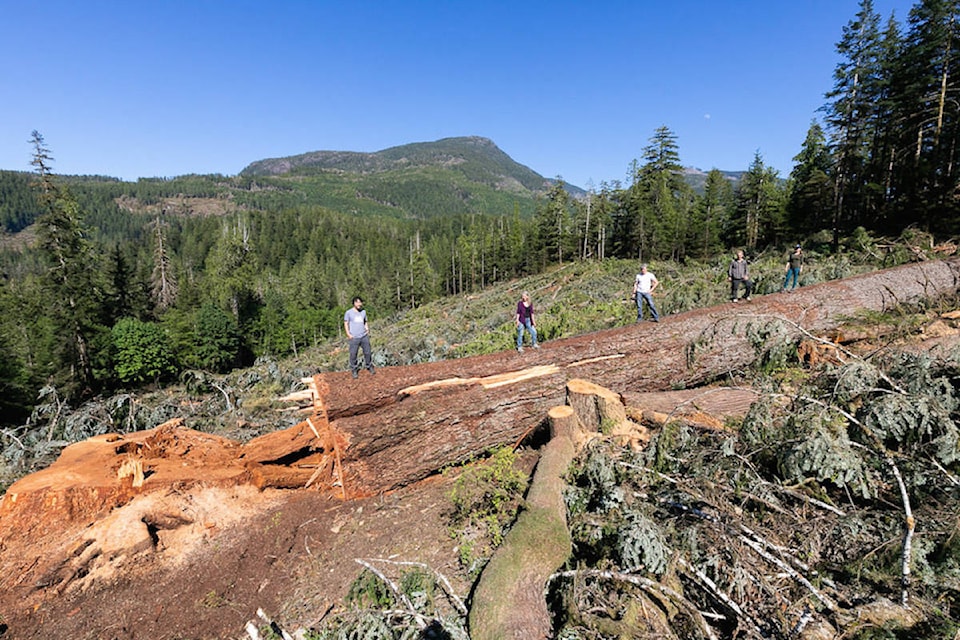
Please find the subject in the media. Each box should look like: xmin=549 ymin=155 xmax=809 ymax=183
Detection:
xmin=1 ymin=0 xmax=915 ymax=189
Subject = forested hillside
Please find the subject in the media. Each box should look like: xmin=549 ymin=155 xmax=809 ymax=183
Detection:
xmin=2 ymin=0 xmax=960 ymax=435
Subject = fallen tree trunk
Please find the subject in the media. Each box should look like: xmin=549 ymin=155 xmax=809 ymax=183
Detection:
xmin=326 ymin=258 xmax=960 ymax=495
xmin=468 ymin=404 xmax=579 ymax=640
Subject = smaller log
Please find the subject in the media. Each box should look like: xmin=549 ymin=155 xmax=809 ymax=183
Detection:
xmin=625 ymin=406 xmax=729 ymax=432
xmin=547 ymin=405 xmax=578 ymax=441
xmin=469 ymin=404 xmax=578 ymax=640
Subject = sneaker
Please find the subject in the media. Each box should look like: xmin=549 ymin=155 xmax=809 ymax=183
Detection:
xmin=367 ymin=367 xmax=375 ymax=375
xmin=652 ymin=317 xmax=659 ymax=322
xmin=533 ymin=343 xmax=540 ymax=349
xmin=517 ymin=346 xmax=524 ymax=353
xmin=744 ymin=297 xmax=751 ymax=302
xmin=732 ymin=298 xmax=739 ymax=303
xmin=351 ymin=371 xmax=358 ymax=379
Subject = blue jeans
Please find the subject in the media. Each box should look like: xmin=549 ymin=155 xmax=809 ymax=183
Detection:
xmin=636 ymin=292 xmax=659 ymax=321
xmin=517 ymin=320 xmax=538 ymax=348
xmin=783 ymin=267 xmax=800 ymax=290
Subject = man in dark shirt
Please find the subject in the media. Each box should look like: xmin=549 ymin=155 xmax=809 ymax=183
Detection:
xmin=782 ymin=244 xmax=804 ymax=291
xmin=728 ymin=250 xmax=753 ymax=302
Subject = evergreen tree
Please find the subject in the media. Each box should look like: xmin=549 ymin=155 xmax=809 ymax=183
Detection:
xmin=628 ymin=126 xmax=691 ymax=260
xmin=787 ymin=121 xmax=835 ymax=235
xmin=887 ymin=0 xmax=960 ymax=230
xmin=824 ymin=0 xmax=884 ymax=247
xmin=535 ymin=182 xmax=572 ymax=266
xmin=205 ymin=216 xmax=258 ymax=322
xmin=692 ymin=170 xmax=734 ymax=259
xmin=110 ymin=317 xmax=178 ymax=385
xmin=188 ymin=303 xmax=243 ymax=373
xmin=30 ymin=131 xmax=105 ymax=396
xmin=734 ymin=152 xmax=785 ymax=249
xmin=150 ymin=213 xmax=178 ymax=312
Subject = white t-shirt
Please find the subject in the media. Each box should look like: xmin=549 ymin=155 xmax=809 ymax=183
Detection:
xmin=635 ymin=272 xmax=657 ymax=294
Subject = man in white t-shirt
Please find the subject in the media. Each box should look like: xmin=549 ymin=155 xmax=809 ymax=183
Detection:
xmin=632 ymin=264 xmax=660 ymax=322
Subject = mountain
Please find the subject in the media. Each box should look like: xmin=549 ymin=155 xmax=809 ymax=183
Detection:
xmin=242 ymin=135 xmax=554 ymax=194
xmin=681 ymin=166 xmax=744 ymax=193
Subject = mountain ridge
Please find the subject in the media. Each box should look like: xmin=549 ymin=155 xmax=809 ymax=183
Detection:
xmin=241 ymin=135 xmax=557 ymax=193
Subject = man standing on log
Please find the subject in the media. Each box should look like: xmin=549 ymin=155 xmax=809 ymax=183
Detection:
xmin=728 ymin=249 xmax=753 ymax=303
xmin=632 ymin=264 xmax=660 ymax=322
xmin=344 ymin=296 xmax=374 ymax=379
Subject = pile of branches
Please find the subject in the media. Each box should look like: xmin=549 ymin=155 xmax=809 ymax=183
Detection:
xmin=554 ymin=347 xmax=960 ymax=639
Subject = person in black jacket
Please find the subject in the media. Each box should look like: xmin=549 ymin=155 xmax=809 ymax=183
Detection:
xmin=728 ymin=250 xmax=753 ymax=302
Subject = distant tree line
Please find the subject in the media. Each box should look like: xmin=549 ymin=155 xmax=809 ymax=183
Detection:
xmin=1 ymin=0 xmax=958 ymax=425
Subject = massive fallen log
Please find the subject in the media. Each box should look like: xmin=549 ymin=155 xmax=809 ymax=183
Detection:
xmin=324 ymin=258 xmax=960 ymax=495
xmin=3 ymin=259 xmax=958 ymax=536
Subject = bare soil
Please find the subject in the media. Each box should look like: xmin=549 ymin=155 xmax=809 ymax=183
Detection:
xmin=0 ymin=476 xmax=465 ymax=640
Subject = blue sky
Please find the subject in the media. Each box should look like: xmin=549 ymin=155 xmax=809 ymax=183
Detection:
xmin=1 ymin=0 xmax=915 ymax=189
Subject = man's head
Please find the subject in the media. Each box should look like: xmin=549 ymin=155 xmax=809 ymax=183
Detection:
xmin=352 ymin=297 xmax=363 ymax=309
xmin=640 ymin=263 xmax=648 ymax=273
xmin=736 ymin=250 xmax=744 ymax=259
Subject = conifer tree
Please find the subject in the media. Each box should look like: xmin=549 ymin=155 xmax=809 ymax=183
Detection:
xmin=150 ymin=213 xmax=178 ymax=312
xmin=735 ymin=152 xmax=785 ymax=249
xmin=30 ymin=131 xmax=105 ymax=396
xmin=628 ymin=126 xmax=690 ymax=260
xmin=887 ymin=0 xmax=960 ymax=230
xmin=535 ymin=181 xmax=572 ymax=266
xmin=787 ymin=121 xmax=835 ymax=236
xmin=824 ymin=0 xmax=884 ymax=247
xmin=693 ymin=169 xmax=734 ymax=259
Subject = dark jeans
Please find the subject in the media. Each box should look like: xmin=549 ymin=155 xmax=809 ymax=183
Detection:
xmin=348 ymin=334 xmax=372 ymax=374
xmin=636 ymin=291 xmax=659 ymax=321
xmin=783 ymin=267 xmax=800 ymax=290
xmin=730 ymin=278 xmax=753 ymax=300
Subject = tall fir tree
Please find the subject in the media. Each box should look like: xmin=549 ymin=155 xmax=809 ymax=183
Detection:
xmin=735 ymin=152 xmax=785 ymax=249
xmin=30 ymin=131 xmax=105 ymax=397
xmin=628 ymin=126 xmax=690 ymax=260
xmin=787 ymin=121 xmax=835 ymax=236
xmin=888 ymin=0 xmax=960 ymax=231
xmin=824 ymin=0 xmax=884 ymax=248
xmin=693 ymin=169 xmax=735 ymax=259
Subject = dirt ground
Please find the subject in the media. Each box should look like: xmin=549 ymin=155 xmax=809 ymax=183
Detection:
xmin=0 ymin=475 xmax=467 ymax=640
